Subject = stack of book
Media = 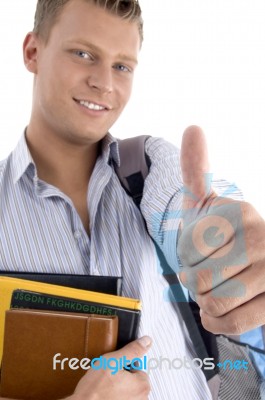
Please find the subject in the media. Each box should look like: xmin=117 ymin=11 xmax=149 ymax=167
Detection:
xmin=0 ymin=273 xmax=141 ymax=399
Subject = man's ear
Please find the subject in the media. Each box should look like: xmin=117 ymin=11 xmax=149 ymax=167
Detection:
xmin=23 ymin=32 xmax=40 ymax=74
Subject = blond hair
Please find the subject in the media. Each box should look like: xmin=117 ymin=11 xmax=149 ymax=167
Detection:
xmin=33 ymin=0 xmax=143 ymax=44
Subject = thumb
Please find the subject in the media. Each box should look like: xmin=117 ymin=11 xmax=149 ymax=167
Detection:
xmin=106 ymin=336 xmax=152 ymax=361
xmin=180 ymin=125 xmax=213 ymax=207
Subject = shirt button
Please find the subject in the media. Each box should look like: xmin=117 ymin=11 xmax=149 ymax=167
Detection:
xmin=74 ymin=230 xmax=82 ymax=239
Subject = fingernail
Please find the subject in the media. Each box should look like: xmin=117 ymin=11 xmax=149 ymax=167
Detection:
xmin=137 ymin=336 xmax=152 ymax=348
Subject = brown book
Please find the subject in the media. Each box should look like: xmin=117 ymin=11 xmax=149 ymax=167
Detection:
xmin=0 ymin=309 xmax=118 ymax=400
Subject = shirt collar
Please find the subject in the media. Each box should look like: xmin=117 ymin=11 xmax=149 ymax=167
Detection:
xmin=11 ymin=130 xmax=36 ymax=184
xmin=100 ymin=132 xmax=121 ymax=167
xmin=11 ymin=130 xmax=121 ymax=184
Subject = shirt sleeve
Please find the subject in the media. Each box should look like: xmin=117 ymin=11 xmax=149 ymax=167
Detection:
xmin=140 ymin=136 xmax=183 ymax=272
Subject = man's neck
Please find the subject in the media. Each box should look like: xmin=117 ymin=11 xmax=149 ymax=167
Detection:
xmin=25 ymin=126 xmax=99 ymax=196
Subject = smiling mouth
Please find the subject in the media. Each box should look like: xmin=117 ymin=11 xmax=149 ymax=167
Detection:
xmin=75 ymin=99 xmax=110 ymax=111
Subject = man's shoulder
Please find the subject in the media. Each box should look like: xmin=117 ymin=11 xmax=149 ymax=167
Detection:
xmin=144 ymin=136 xmax=180 ymax=160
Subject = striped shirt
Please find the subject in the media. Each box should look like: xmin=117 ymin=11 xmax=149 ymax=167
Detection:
xmin=0 ymin=131 xmax=213 ymax=399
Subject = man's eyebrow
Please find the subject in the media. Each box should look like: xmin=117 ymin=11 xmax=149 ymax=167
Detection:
xmin=117 ymin=53 xmax=138 ymax=65
xmin=65 ymin=39 xmax=138 ymax=65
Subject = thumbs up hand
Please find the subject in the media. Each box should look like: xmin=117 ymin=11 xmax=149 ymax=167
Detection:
xmin=178 ymin=126 xmax=265 ymax=335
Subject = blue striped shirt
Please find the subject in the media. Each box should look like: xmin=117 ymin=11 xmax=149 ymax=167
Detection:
xmin=0 ymin=131 xmax=213 ymax=399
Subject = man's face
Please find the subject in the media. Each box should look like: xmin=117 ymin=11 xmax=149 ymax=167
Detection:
xmin=29 ymin=0 xmax=140 ymax=145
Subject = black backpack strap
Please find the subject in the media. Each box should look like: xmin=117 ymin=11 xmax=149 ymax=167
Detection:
xmin=115 ymin=135 xmax=151 ymax=207
xmin=115 ymin=135 xmax=219 ymax=382
xmin=154 ymin=242 xmax=218 ymax=381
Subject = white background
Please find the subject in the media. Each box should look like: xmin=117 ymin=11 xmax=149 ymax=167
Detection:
xmin=0 ymin=1 xmax=265 ymax=216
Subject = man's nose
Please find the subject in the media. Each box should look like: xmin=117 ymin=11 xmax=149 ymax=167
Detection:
xmin=87 ymin=63 xmax=113 ymax=94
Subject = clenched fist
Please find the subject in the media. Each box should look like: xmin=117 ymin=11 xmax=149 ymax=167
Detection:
xmin=178 ymin=126 xmax=265 ymax=335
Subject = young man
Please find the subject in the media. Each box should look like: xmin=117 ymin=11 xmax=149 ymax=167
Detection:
xmin=0 ymin=0 xmax=265 ymax=399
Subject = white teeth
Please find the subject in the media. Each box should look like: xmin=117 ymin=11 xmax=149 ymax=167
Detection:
xmin=79 ymin=100 xmax=105 ymax=111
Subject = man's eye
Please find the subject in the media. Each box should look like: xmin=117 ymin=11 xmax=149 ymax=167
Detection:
xmin=114 ymin=64 xmax=131 ymax=73
xmin=75 ymin=50 xmax=92 ymax=60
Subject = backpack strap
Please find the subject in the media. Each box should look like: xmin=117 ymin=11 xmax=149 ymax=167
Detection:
xmin=154 ymin=242 xmax=218 ymax=381
xmin=115 ymin=136 xmax=151 ymax=207
xmin=115 ymin=135 xmax=219 ymax=382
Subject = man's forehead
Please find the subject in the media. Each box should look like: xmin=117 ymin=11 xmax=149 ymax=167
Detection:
xmin=47 ymin=1 xmax=141 ymax=58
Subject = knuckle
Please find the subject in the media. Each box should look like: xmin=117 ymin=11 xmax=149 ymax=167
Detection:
xmin=225 ymin=317 xmax=245 ymax=335
xmin=183 ymin=267 xmax=211 ymax=294
xmin=200 ymin=295 xmax=226 ymax=317
xmin=200 ymin=313 xmax=223 ymax=335
xmin=133 ymin=371 xmax=151 ymax=397
xmin=216 ymin=313 xmax=246 ymax=335
xmin=195 ymin=269 xmax=211 ymax=294
xmin=140 ymin=376 xmax=151 ymax=396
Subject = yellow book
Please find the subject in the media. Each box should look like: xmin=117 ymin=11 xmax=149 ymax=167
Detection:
xmin=0 ymin=276 xmax=141 ymax=361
